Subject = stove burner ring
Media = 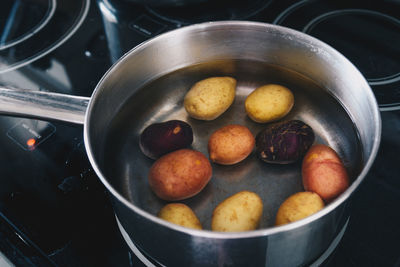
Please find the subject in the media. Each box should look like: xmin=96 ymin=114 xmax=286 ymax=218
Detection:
xmin=0 ymin=0 xmax=90 ymax=74
xmin=273 ymin=0 xmax=400 ymax=110
xmin=0 ymin=0 xmax=56 ymax=50
xmin=272 ymin=0 xmax=308 ymax=25
xmin=302 ymin=9 xmax=400 ymax=86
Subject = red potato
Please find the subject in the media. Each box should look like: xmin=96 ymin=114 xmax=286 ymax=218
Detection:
xmin=148 ymin=149 xmax=212 ymax=201
xmin=302 ymin=144 xmax=349 ymax=202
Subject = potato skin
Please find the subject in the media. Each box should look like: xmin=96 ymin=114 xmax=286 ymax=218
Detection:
xmin=184 ymin=77 xmax=236 ymax=120
xmin=211 ymin=191 xmax=263 ymax=232
xmin=255 ymin=120 xmax=314 ymax=164
xmin=139 ymin=120 xmax=193 ymax=159
xmin=158 ymin=203 xmax=202 ymax=229
xmin=245 ymin=84 xmax=294 ymax=123
xmin=302 ymin=144 xmax=349 ymax=202
xmin=148 ymin=149 xmax=212 ymax=201
xmin=275 ymin=191 xmax=324 ymax=226
xmin=208 ymin=124 xmax=255 ymax=165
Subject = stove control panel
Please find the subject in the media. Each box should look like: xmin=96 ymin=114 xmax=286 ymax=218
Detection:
xmin=6 ymin=119 xmax=56 ymax=151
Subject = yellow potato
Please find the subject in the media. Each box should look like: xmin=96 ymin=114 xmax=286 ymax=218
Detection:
xmin=275 ymin=192 xmax=324 ymax=226
xmin=211 ymin=191 xmax=263 ymax=232
xmin=245 ymin=84 xmax=294 ymax=123
xmin=184 ymin=77 xmax=236 ymax=120
xmin=158 ymin=203 xmax=202 ymax=229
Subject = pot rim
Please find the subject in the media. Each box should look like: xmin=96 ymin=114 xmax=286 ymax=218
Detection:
xmin=84 ymin=20 xmax=382 ymax=238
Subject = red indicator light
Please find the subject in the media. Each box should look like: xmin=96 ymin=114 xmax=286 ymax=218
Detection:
xmin=26 ymin=138 xmax=36 ymax=147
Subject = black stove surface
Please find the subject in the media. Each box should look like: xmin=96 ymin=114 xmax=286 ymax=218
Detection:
xmin=0 ymin=0 xmax=399 ymax=266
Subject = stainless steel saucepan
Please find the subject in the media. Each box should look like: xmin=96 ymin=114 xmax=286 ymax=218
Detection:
xmin=0 ymin=21 xmax=381 ymax=266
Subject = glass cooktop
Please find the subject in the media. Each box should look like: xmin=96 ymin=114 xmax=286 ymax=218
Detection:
xmin=0 ymin=0 xmax=90 ymax=73
xmin=0 ymin=0 xmax=399 ymax=266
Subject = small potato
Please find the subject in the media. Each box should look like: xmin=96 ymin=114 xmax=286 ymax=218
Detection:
xmin=148 ymin=149 xmax=212 ymax=201
xmin=139 ymin=120 xmax=193 ymax=159
xmin=275 ymin=192 xmax=324 ymax=226
xmin=302 ymin=144 xmax=349 ymax=202
xmin=256 ymin=120 xmax=314 ymax=164
xmin=184 ymin=77 xmax=236 ymax=120
xmin=245 ymin=84 xmax=294 ymax=123
xmin=211 ymin=191 xmax=263 ymax=232
xmin=208 ymin=124 xmax=255 ymax=165
xmin=158 ymin=203 xmax=202 ymax=229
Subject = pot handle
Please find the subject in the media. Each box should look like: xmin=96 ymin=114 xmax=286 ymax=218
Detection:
xmin=0 ymin=87 xmax=89 ymax=124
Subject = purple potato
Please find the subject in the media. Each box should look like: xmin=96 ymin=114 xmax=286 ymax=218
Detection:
xmin=139 ymin=120 xmax=193 ymax=159
xmin=256 ymin=120 xmax=315 ymax=164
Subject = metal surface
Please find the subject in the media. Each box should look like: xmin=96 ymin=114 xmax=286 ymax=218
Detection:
xmin=0 ymin=88 xmax=89 ymax=124
xmin=0 ymin=21 xmax=381 ymax=266
xmin=116 ymin=215 xmax=350 ymax=267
